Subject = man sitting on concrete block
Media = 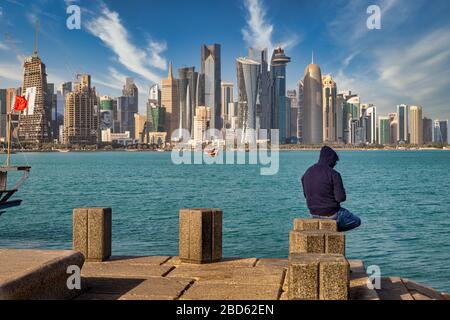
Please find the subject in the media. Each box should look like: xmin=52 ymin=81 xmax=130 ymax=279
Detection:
xmin=301 ymin=146 xmax=361 ymax=232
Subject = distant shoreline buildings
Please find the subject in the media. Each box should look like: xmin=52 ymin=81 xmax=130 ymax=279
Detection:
xmin=0 ymin=24 xmax=448 ymax=148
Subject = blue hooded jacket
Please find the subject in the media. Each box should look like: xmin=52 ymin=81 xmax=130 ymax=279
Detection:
xmin=301 ymin=146 xmax=346 ymax=216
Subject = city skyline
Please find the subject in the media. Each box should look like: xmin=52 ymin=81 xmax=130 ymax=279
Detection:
xmin=0 ymin=0 xmax=449 ymax=121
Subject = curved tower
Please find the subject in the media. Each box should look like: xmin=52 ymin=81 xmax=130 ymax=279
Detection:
xmin=302 ymin=55 xmax=323 ymax=144
xmin=236 ymin=57 xmax=260 ymax=143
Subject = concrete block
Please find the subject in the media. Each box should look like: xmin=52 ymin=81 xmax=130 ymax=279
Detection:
xmin=319 ymin=255 xmax=349 ymax=300
xmin=179 ymin=208 xmax=222 ymax=264
xmin=288 ymin=254 xmax=349 ymax=301
xmin=289 ymin=231 xmax=325 ymax=254
xmin=287 ymin=254 xmax=319 ymax=300
xmin=293 ymin=218 xmax=319 ymax=231
xmin=293 ymin=218 xmax=337 ymax=232
xmin=73 ymin=208 xmax=112 ymax=262
xmin=319 ymin=220 xmax=338 ymax=231
xmin=325 ymin=232 xmax=345 ymax=255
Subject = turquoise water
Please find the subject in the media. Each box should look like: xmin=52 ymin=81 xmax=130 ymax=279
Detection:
xmin=0 ymin=150 xmax=449 ymax=292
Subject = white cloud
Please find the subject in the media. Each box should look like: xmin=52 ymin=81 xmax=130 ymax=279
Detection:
xmin=85 ymin=4 xmax=166 ymax=84
xmin=334 ymin=26 xmax=450 ymax=120
xmin=148 ymin=40 xmax=167 ymax=71
xmin=376 ymin=28 xmax=450 ymax=102
xmin=242 ymin=0 xmax=299 ymax=54
xmin=0 ymin=62 xmax=23 ymax=82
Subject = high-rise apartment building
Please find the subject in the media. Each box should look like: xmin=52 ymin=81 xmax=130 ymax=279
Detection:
xmin=378 ymin=116 xmax=391 ymax=145
xmin=287 ymin=90 xmax=298 ymax=143
xmin=297 ymin=80 xmax=304 ymax=142
xmin=322 ymin=74 xmax=337 ymax=143
xmin=423 ymin=117 xmax=433 ymax=145
xmin=389 ymin=113 xmax=398 ymax=144
xmin=63 ymin=74 xmax=97 ymax=144
xmin=434 ymin=120 xmax=448 ymax=144
xmin=201 ymin=44 xmax=221 ymax=130
xmin=134 ymin=113 xmax=147 ymax=141
xmin=116 ymin=78 xmax=139 ymax=137
xmin=409 ymin=106 xmax=423 ymax=145
xmin=365 ymin=106 xmax=377 ymax=144
xmin=397 ymin=104 xmax=409 ymax=143
xmin=193 ymin=106 xmax=211 ymax=142
xmin=302 ymin=57 xmax=323 ymax=144
xmin=161 ymin=63 xmax=180 ymax=140
xmin=221 ymin=81 xmax=234 ymax=128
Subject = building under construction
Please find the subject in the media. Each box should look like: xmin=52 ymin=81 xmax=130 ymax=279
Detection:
xmin=18 ymin=53 xmax=52 ymax=144
xmin=63 ymin=75 xmax=98 ymax=145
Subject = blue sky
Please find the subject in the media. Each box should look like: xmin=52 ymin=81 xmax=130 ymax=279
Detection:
xmin=0 ymin=0 xmax=449 ymax=120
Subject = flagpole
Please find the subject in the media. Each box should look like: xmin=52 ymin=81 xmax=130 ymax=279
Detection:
xmin=6 ymin=112 xmax=11 ymax=167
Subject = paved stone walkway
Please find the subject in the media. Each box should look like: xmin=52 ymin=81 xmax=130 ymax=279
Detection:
xmin=76 ymin=256 xmax=450 ymax=300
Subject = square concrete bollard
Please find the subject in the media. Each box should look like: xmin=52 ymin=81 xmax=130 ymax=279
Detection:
xmin=73 ymin=208 xmax=112 ymax=262
xmin=289 ymin=231 xmax=324 ymax=254
xmin=293 ymin=218 xmax=337 ymax=232
xmin=179 ymin=208 xmax=222 ymax=264
xmin=288 ymin=253 xmax=349 ymax=300
xmin=319 ymin=255 xmax=350 ymax=300
xmin=287 ymin=254 xmax=319 ymax=300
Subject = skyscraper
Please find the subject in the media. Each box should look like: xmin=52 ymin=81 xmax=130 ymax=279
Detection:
xmin=270 ymin=47 xmax=291 ymax=143
xmin=221 ymin=81 xmax=234 ymax=128
xmin=302 ymin=55 xmax=323 ymax=144
xmin=365 ymin=106 xmax=377 ymax=144
xmin=178 ymin=67 xmax=198 ymax=133
xmin=409 ymin=106 xmax=423 ymax=145
xmin=134 ymin=113 xmax=147 ymax=141
xmin=389 ymin=113 xmax=398 ymax=145
xmin=434 ymin=120 xmax=448 ymax=144
xmin=397 ymin=104 xmax=409 ymax=143
xmin=99 ymin=96 xmax=114 ymax=132
xmin=297 ymin=80 xmax=304 ymax=142
xmin=63 ymin=74 xmax=97 ymax=144
xmin=322 ymin=74 xmax=337 ymax=143
xmin=378 ymin=116 xmax=391 ymax=145
xmin=161 ymin=63 xmax=180 ymax=140
xmin=201 ymin=44 xmax=221 ymax=130
xmin=47 ymin=83 xmax=58 ymax=141
xmin=287 ymin=90 xmax=298 ymax=143
xmin=236 ymin=57 xmax=260 ymax=143
xmin=19 ymin=31 xmax=52 ymax=143
xmin=149 ymin=84 xmax=161 ymax=106
xmin=193 ymin=106 xmax=211 ymax=142
xmin=336 ymin=93 xmax=344 ymax=144
xmin=423 ymin=117 xmax=433 ymax=145
xmin=259 ymin=49 xmax=272 ymax=131
xmin=117 ymin=78 xmax=139 ymax=137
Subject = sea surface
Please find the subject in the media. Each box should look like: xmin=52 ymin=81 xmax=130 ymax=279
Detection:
xmin=1 ymin=150 xmax=449 ymax=292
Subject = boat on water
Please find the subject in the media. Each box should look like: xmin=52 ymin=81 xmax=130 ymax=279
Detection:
xmin=55 ymin=149 xmax=70 ymax=153
xmin=204 ymin=147 xmax=219 ymax=157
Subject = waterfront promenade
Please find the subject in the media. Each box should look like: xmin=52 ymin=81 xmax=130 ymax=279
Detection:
xmin=1 ymin=250 xmax=448 ymax=300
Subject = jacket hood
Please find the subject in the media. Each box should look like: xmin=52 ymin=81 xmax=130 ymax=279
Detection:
xmin=318 ymin=146 xmax=339 ymax=168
